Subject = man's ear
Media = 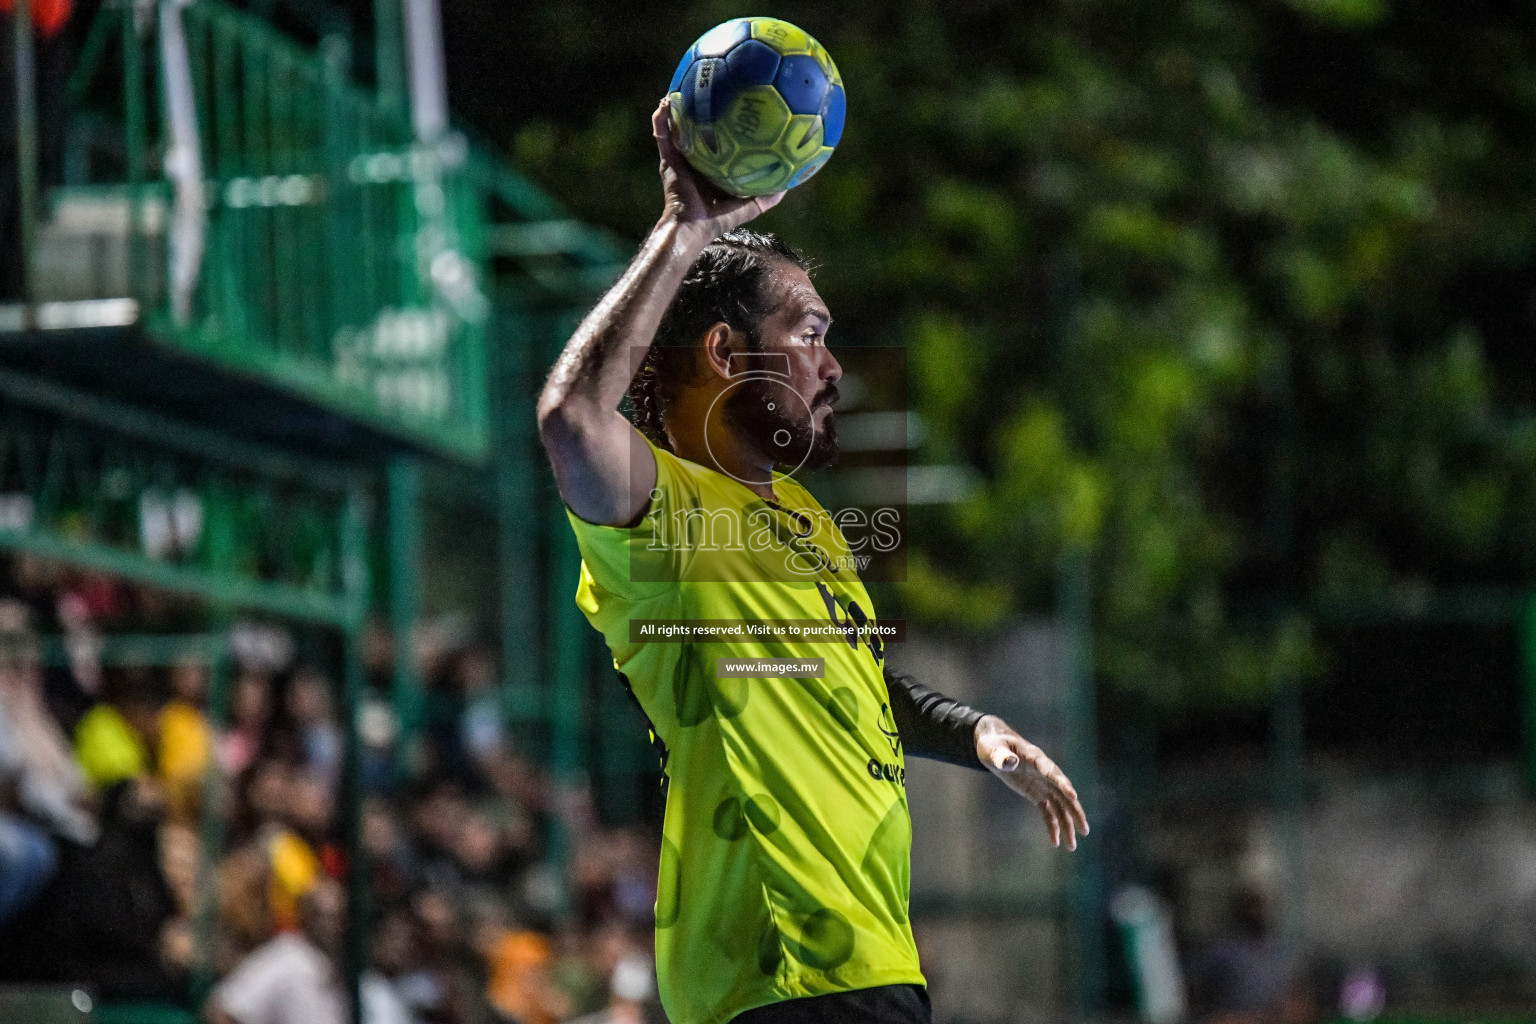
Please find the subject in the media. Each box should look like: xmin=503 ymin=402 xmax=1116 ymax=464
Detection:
xmin=702 ymin=322 xmax=740 ymax=382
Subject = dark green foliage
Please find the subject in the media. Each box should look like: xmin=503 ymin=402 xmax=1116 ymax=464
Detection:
xmin=476 ymin=0 xmax=1536 ymax=704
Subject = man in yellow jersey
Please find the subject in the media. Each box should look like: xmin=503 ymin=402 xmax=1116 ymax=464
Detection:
xmin=537 ymin=99 xmax=1090 ymax=1024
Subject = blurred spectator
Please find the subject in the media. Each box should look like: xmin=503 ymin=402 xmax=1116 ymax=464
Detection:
xmin=458 ymin=643 xmax=504 ymax=767
xmin=209 ymin=876 xmax=412 ymax=1024
xmin=1187 ymin=887 xmax=1311 ymax=1024
xmin=0 ymin=807 xmax=55 ymax=927
xmin=363 ymin=797 xmax=420 ymax=906
xmin=372 ymin=906 xmax=424 ymax=1017
xmin=154 ymin=820 xmax=200 ymax=984
xmin=6 ymin=555 xmax=95 ymax=730
xmin=236 ymin=758 xmax=325 ymax=934
xmin=286 ymin=665 xmax=342 ymax=785
xmin=359 ymin=690 xmax=401 ymax=794
xmin=0 ymin=556 xmax=670 ymax=1024
xmin=482 ymin=927 xmax=572 ymax=1024
xmin=363 ymin=618 xmax=396 ymax=693
xmin=39 ymin=775 xmax=180 ymax=999
xmin=74 ymin=667 xmax=159 ymax=791
xmin=397 ymin=886 xmax=476 ymax=1024
xmin=0 ymin=600 xmax=97 ymax=845
xmin=159 ymin=654 xmax=214 ymax=824
xmin=567 ymin=936 xmax=661 ymax=1024
xmin=222 ymin=669 xmax=272 ymax=778
xmin=217 ymin=843 xmax=273 ymax=971
xmin=0 ymin=599 xmax=93 ymax=926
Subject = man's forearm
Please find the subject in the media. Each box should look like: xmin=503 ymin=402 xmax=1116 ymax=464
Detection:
xmin=538 ymin=215 xmax=706 ymax=422
xmin=884 ymin=668 xmax=986 ymax=770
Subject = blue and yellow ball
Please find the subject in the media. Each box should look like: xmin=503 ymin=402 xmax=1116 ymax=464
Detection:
xmin=668 ymin=18 xmax=845 ymax=197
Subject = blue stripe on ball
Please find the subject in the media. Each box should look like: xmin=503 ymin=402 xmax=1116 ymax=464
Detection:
xmin=822 ymin=83 xmax=846 ymax=148
xmin=683 ymin=58 xmax=725 ymax=123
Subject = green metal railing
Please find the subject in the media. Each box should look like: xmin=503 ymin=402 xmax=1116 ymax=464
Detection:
xmin=45 ymin=1 xmax=629 ymax=463
xmin=56 ymin=0 xmax=490 ymax=459
xmin=0 ymin=366 xmax=368 ymax=624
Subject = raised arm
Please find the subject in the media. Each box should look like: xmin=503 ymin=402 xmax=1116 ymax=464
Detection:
xmin=885 ymin=667 xmax=1090 ymax=850
xmin=536 ymin=100 xmax=784 ymax=526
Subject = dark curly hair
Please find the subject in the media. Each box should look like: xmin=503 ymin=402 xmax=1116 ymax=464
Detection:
xmin=628 ymin=229 xmax=809 ymax=449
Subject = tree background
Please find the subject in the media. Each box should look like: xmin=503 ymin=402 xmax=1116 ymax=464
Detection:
xmin=346 ymin=0 xmax=1536 ymax=720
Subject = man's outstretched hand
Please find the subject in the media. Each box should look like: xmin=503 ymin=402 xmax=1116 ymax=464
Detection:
xmin=974 ymin=715 xmax=1090 ymax=851
xmin=652 ymin=98 xmax=784 ymax=241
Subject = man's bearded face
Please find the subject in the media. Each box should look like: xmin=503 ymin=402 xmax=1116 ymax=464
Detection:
xmin=723 ymin=368 xmax=840 ymax=473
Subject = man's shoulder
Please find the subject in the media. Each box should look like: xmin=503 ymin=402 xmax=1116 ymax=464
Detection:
xmin=652 ymin=445 xmax=722 ymax=495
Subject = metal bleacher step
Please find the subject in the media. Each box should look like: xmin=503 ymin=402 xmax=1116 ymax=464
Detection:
xmin=30 ymin=187 xmax=167 ymax=305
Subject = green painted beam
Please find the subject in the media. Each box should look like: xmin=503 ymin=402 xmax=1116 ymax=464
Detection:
xmin=387 ymin=457 xmax=422 ymax=759
xmin=0 ymin=527 xmax=356 ymax=626
xmin=0 ymin=366 xmax=361 ymax=490
xmin=338 ymin=485 xmax=371 ymax=1024
xmin=34 ymin=633 xmax=228 ymax=667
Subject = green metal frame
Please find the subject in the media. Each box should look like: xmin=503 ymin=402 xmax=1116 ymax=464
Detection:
xmin=48 ymin=1 xmax=626 ymax=464
xmin=387 ymin=456 xmax=422 ymax=756
xmin=0 ymin=366 xmax=366 ymax=623
xmin=56 ymin=0 xmax=491 ymax=460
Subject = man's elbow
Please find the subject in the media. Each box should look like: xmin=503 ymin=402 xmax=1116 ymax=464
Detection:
xmin=536 ymin=390 xmax=581 ymax=449
xmin=535 ymin=391 xmax=565 ymax=441
xmin=536 ymin=395 xmax=606 ymax=462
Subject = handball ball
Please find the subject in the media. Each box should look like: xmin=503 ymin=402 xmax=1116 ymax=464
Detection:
xmin=667 ymin=17 xmax=845 ymax=197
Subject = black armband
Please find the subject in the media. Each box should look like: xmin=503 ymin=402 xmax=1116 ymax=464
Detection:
xmin=884 ymin=667 xmax=987 ymax=770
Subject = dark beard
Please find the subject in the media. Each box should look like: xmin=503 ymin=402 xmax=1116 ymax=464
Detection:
xmin=723 ymin=377 xmax=840 ymax=475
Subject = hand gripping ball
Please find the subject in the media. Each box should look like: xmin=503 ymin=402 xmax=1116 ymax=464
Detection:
xmin=667 ymin=17 xmax=846 ymax=197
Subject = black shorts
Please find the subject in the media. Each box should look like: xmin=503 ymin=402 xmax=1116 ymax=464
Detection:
xmin=729 ymin=985 xmax=932 ymax=1024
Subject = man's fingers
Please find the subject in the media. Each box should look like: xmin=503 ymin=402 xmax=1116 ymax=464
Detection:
xmin=711 ymin=190 xmax=786 ymax=234
xmin=652 ymin=98 xmax=671 ymax=143
xmin=1067 ymin=795 xmax=1090 ymax=837
xmin=655 ymin=113 xmax=681 ymax=161
xmin=1051 ymin=774 xmax=1089 ymax=836
xmin=1039 ymin=801 xmax=1059 ymax=847
xmin=1041 ymin=766 xmax=1088 ymax=837
xmin=1055 ymin=798 xmax=1078 ymax=851
xmin=654 ymin=99 xmax=690 ymax=174
xmin=652 ymin=96 xmax=785 ymax=231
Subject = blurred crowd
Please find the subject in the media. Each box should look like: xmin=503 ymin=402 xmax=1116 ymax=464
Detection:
xmin=0 ymin=553 xmax=667 ymax=1024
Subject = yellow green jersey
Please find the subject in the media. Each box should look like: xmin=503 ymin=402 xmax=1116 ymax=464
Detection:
xmin=567 ymin=439 xmax=921 ymax=1024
